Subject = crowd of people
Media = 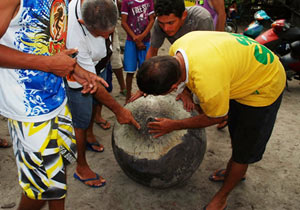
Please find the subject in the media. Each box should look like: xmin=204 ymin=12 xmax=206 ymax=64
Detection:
xmin=0 ymin=0 xmax=285 ymax=210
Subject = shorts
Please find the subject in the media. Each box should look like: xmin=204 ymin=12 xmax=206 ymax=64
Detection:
xmin=100 ymin=62 xmax=113 ymax=93
xmin=66 ymin=84 xmax=94 ymax=129
xmin=111 ymin=28 xmax=123 ymax=70
xmin=8 ymin=105 xmax=77 ymax=200
xmin=228 ymin=93 xmax=283 ymax=164
xmin=123 ymin=40 xmax=150 ymax=73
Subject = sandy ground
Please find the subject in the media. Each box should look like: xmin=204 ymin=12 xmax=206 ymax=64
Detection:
xmin=0 ymin=22 xmax=300 ymax=210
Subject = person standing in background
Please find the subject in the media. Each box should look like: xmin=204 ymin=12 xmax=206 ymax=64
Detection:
xmin=111 ymin=0 xmax=127 ymax=96
xmin=199 ymin=0 xmax=226 ymax=31
xmin=184 ymin=0 xmax=226 ymax=31
xmin=121 ymin=0 xmax=155 ymax=103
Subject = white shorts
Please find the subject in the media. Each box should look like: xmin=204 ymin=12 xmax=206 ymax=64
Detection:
xmin=111 ymin=28 xmax=123 ymax=70
xmin=8 ymin=105 xmax=77 ymax=200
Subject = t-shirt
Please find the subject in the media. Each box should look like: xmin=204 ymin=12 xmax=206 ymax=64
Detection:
xmin=200 ymin=0 xmax=218 ymax=28
xmin=150 ymin=6 xmax=214 ymax=49
xmin=66 ymin=0 xmax=107 ymax=89
xmin=169 ymin=31 xmax=286 ymax=118
xmin=0 ymin=0 xmax=69 ymax=122
xmin=121 ymin=0 xmax=154 ymax=42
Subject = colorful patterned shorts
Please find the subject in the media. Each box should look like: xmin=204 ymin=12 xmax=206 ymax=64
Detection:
xmin=8 ymin=105 xmax=77 ymax=200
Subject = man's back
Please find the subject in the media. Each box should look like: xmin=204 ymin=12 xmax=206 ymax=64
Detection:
xmin=169 ymin=31 xmax=286 ymax=117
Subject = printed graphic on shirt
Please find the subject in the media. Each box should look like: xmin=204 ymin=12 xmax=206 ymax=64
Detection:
xmin=122 ymin=0 xmax=154 ymax=41
xmin=231 ymin=33 xmax=274 ymax=65
xmin=14 ymin=0 xmax=68 ymax=117
xmin=131 ymin=3 xmax=151 ymax=34
xmin=50 ymin=0 xmax=68 ymax=53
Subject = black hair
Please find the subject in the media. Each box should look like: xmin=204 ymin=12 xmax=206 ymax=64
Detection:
xmin=136 ymin=56 xmax=181 ymax=95
xmin=154 ymin=0 xmax=185 ymax=18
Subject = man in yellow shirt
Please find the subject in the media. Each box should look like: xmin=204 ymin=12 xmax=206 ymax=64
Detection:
xmin=136 ymin=31 xmax=285 ymax=210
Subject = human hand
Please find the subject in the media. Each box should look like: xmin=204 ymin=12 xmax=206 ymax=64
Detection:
xmin=127 ymin=90 xmax=147 ymax=103
xmin=72 ymin=68 xmax=108 ymax=94
xmin=135 ymin=41 xmax=146 ymax=50
xmin=176 ymin=90 xmax=195 ymax=112
xmin=133 ymin=34 xmax=144 ymax=43
xmin=48 ymin=48 xmax=77 ymax=77
xmin=116 ymin=107 xmax=141 ymax=130
xmin=147 ymin=117 xmax=175 ymax=138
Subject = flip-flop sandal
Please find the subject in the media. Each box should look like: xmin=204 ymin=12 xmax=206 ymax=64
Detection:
xmin=73 ymin=172 xmax=106 ymax=188
xmin=95 ymin=120 xmax=111 ymax=130
xmin=120 ymin=89 xmax=127 ymax=96
xmin=86 ymin=141 xmax=104 ymax=153
xmin=209 ymin=169 xmax=246 ymax=182
xmin=0 ymin=138 xmax=11 ymax=148
xmin=209 ymin=169 xmax=226 ymax=182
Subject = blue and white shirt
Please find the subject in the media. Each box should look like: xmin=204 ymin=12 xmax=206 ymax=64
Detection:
xmin=0 ymin=0 xmax=69 ymax=122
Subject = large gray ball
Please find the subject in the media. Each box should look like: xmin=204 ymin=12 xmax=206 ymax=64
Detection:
xmin=112 ymin=94 xmax=206 ymax=188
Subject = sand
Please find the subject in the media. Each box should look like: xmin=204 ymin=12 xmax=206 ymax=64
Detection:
xmin=0 ymin=21 xmax=299 ymax=210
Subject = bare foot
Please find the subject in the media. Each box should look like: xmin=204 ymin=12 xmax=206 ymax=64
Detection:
xmin=0 ymin=138 xmax=11 ymax=148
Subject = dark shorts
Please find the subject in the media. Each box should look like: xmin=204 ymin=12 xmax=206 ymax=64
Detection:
xmin=228 ymin=93 xmax=283 ymax=164
xmin=66 ymin=85 xmax=93 ymax=129
xmin=65 ymin=64 xmax=113 ymax=129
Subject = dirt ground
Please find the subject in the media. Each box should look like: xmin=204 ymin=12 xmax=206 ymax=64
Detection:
xmin=0 ymin=22 xmax=300 ymax=210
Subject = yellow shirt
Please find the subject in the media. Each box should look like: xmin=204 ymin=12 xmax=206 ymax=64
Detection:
xmin=169 ymin=31 xmax=286 ymax=117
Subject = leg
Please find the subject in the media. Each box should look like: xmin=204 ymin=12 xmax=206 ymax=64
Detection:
xmin=17 ymin=194 xmax=46 ymax=210
xmin=206 ymin=95 xmax=283 ymax=209
xmin=8 ymin=107 xmax=75 ymax=210
xmin=93 ymin=103 xmax=111 ymax=130
xmin=65 ymin=86 xmax=106 ymax=186
xmin=0 ymin=137 xmax=11 ymax=148
xmin=111 ymin=28 xmax=126 ymax=94
xmin=48 ymin=199 xmax=65 ymax=210
xmin=74 ymin=127 xmax=106 ymax=187
xmin=113 ymin=67 xmax=126 ymax=93
xmin=125 ymin=73 xmax=134 ymax=103
xmin=205 ymin=159 xmax=248 ymax=210
xmin=86 ymin=104 xmax=105 ymax=152
xmin=123 ymin=40 xmax=137 ymax=103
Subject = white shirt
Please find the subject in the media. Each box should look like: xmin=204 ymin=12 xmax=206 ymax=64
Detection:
xmin=66 ymin=0 xmax=107 ymax=88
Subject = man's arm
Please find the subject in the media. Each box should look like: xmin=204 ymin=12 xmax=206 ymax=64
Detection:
xmin=146 ymin=46 xmax=159 ymax=59
xmin=0 ymin=0 xmax=19 ymax=37
xmin=176 ymin=87 xmax=195 ymax=112
xmin=211 ymin=0 xmax=226 ymax=31
xmin=121 ymin=14 xmax=137 ymax=42
xmin=93 ymin=82 xmax=140 ymax=129
xmin=0 ymin=0 xmax=76 ymax=76
xmin=71 ymin=63 xmax=109 ymax=94
xmin=148 ymin=113 xmax=226 ymax=138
